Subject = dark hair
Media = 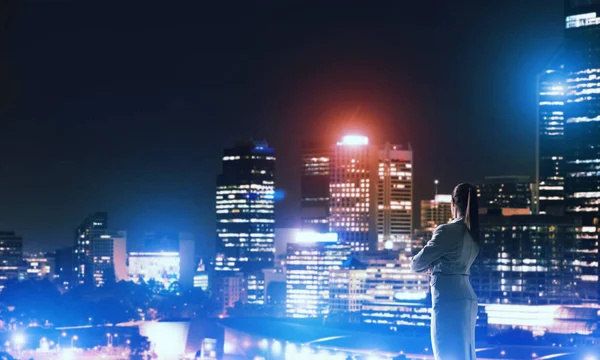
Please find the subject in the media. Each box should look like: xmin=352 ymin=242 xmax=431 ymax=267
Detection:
xmin=452 ymin=183 xmax=480 ymax=244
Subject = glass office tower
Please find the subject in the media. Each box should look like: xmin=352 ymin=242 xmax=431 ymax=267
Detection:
xmin=563 ymin=0 xmax=600 ymax=222
xmin=215 ymin=140 xmax=276 ymax=306
xmin=538 ymin=68 xmax=566 ymax=215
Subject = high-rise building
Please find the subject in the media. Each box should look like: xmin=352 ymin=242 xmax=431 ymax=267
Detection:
xmin=55 ymin=246 xmax=75 ymax=290
xmin=92 ymin=233 xmax=115 ymax=287
xmin=329 ymin=267 xmax=367 ymax=315
xmin=563 ymin=1 xmax=600 ymax=222
xmin=285 ymin=232 xmax=351 ymax=318
xmin=0 ymin=231 xmax=23 ymax=291
xmin=358 ymin=251 xmax=430 ymax=326
xmin=376 ymin=143 xmax=413 ymax=251
xmin=329 ymin=251 xmax=432 ymax=331
xmin=329 ymin=135 xmax=378 ymax=252
xmin=329 ymin=135 xmax=413 ymax=252
xmin=420 ymin=194 xmax=453 ymax=232
xmin=73 ymin=213 xmax=125 ymax=287
xmin=537 ymin=67 xmax=566 ymax=216
xmin=74 ymin=212 xmax=109 ymax=286
xmin=471 ymin=214 xmax=599 ymax=305
xmin=477 ymin=176 xmax=533 ymax=214
xmin=215 ymin=274 xmax=247 ymax=314
xmin=300 ymin=141 xmax=330 ymax=233
xmin=23 ymin=253 xmax=55 ymax=280
xmin=215 ymin=140 xmax=276 ymax=306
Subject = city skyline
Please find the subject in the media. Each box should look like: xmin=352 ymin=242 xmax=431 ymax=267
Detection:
xmin=0 ymin=0 xmax=564 ymax=252
xmin=0 ymin=2 xmax=599 ymax=359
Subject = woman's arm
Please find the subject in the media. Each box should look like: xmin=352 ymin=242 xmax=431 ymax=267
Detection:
xmin=410 ymin=225 xmax=451 ymax=273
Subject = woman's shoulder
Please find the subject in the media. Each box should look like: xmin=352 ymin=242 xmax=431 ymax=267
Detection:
xmin=436 ymin=219 xmax=465 ymax=236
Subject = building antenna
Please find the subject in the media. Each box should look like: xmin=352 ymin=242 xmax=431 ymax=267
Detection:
xmin=434 ymin=179 xmax=439 ymax=197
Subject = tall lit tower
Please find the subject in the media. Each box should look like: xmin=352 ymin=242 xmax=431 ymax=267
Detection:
xmin=215 ymin=140 xmax=276 ymax=305
xmin=329 ymin=135 xmax=378 ymax=251
xmin=328 ymin=135 xmax=413 ymax=251
xmin=74 ymin=212 xmax=109 ymax=286
xmin=300 ymin=141 xmax=330 ymax=233
xmin=537 ymin=66 xmax=566 ymax=216
xmin=376 ymin=142 xmax=413 ymax=251
xmin=563 ymin=1 xmax=600 ymax=223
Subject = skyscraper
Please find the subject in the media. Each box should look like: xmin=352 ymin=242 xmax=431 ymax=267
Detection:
xmin=329 ymin=135 xmax=413 ymax=251
xmin=300 ymin=141 xmax=330 ymax=233
xmin=477 ymin=176 xmax=533 ymax=214
xmin=420 ymin=194 xmax=453 ymax=232
xmin=563 ymin=0 xmax=600 ymax=222
xmin=74 ymin=212 xmax=109 ymax=286
xmin=285 ymin=232 xmax=351 ymax=318
xmin=329 ymin=135 xmax=378 ymax=252
xmin=376 ymin=143 xmax=413 ymax=251
xmin=537 ymin=67 xmax=566 ymax=216
xmin=471 ymin=214 xmax=598 ymax=305
xmin=0 ymin=231 xmax=23 ymax=291
xmin=215 ymin=140 xmax=276 ymax=306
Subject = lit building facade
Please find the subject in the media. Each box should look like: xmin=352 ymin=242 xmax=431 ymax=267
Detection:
xmin=285 ymin=232 xmax=351 ymax=318
xmin=358 ymin=251 xmax=430 ymax=328
xmin=300 ymin=141 xmax=330 ymax=233
xmin=329 ymin=135 xmax=377 ymax=252
xmin=0 ymin=231 xmax=23 ymax=291
xmin=74 ymin=212 xmax=109 ymax=286
xmin=329 ymin=268 xmax=367 ymax=315
xmin=193 ymin=273 xmax=209 ymax=290
xmin=564 ymin=1 xmax=600 ymax=222
xmin=329 ymin=135 xmax=412 ymax=252
xmin=537 ymin=67 xmax=566 ymax=216
xmin=376 ymin=143 xmax=413 ymax=251
xmin=215 ymin=140 xmax=276 ymax=306
xmin=471 ymin=215 xmax=599 ymax=305
xmin=477 ymin=176 xmax=533 ymax=213
xmin=217 ymin=274 xmax=247 ymax=314
xmin=420 ymin=194 xmax=452 ymax=231
xmin=23 ymin=254 xmax=54 ymax=280
xmin=128 ymin=252 xmax=180 ymax=290
xmin=92 ymin=233 xmax=115 ymax=287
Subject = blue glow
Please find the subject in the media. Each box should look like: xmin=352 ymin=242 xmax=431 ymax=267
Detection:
xmin=274 ymin=189 xmax=286 ymax=201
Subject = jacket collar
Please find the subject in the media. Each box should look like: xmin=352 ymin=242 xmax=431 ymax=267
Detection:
xmin=450 ymin=216 xmax=464 ymax=224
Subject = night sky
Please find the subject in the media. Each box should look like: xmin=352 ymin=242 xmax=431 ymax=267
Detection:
xmin=0 ymin=0 xmax=563 ymax=253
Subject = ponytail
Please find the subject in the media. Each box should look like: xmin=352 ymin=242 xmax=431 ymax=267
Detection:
xmin=453 ymin=183 xmax=480 ymax=244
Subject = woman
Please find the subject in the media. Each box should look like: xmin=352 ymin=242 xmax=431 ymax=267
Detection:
xmin=411 ymin=183 xmax=480 ymax=360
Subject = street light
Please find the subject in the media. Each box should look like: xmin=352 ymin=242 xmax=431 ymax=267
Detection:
xmin=71 ymin=335 xmax=78 ymax=348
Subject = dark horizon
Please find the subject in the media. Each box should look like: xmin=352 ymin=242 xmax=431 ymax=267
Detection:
xmin=0 ymin=0 xmax=563 ymax=253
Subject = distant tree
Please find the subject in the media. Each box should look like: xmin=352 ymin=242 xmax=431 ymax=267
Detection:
xmin=128 ymin=334 xmax=152 ymax=360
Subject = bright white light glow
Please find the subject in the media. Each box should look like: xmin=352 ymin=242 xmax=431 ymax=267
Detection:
xmin=13 ymin=334 xmax=25 ymax=345
xmin=337 ymin=135 xmax=369 ymax=146
xmin=435 ymin=194 xmax=452 ymax=203
xmin=259 ymin=338 xmax=269 ymax=350
xmin=61 ymin=349 xmax=75 ymax=360
xmin=295 ymin=231 xmax=338 ymax=244
xmin=223 ymin=341 xmax=234 ymax=354
xmin=394 ymin=291 xmax=428 ymax=301
xmin=271 ymin=340 xmax=282 ymax=356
